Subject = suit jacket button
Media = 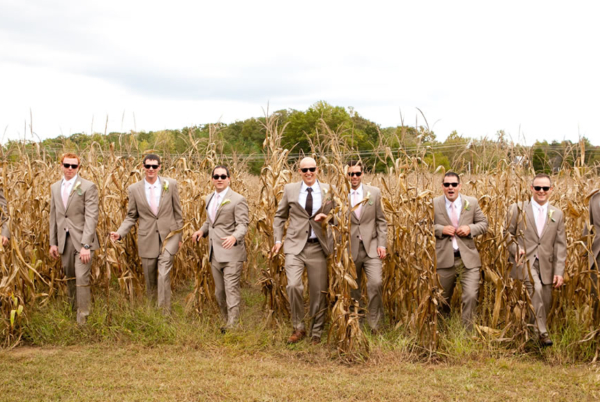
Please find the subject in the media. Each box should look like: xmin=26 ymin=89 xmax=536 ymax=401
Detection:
xmin=156 ymin=230 xmax=159 ymax=233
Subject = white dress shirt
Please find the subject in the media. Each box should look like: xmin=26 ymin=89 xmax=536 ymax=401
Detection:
xmin=531 ymin=198 xmax=549 ymax=229
xmin=208 ymin=187 xmax=230 ymax=220
xmin=445 ymin=195 xmax=462 ymax=251
xmin=299 ymin=181 xmax=322 ymax=239
xmin=144 ymin=177 xmax=162 ymax=211
xmin=62 ymin=175 xmax=78 ymax=199
xmin=350 ymin=185 xmax=363 ymax=208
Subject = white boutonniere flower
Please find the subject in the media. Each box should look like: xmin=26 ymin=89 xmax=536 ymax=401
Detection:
xmin=163 ymin=181 xmax=169 ymax=192
xmin=366 ymin=191 xmax=373 ymax=205
xmin=548 ymin=209 xmax=555 ymax=222
xmin=463 ymin=199 xmax=470 ymax=211
xmin=221 ymin=199 xmax=231 ymax=206
xmin=73 ymin=181 xmax=83 ymax=195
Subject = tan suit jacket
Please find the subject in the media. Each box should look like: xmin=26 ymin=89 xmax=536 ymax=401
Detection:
xmin=349 ymin=184 xmax=387 ymax=260
xmin=433 ymin=195 xmax=488 ymax=269
xmin=274 ymin=181 xmax=334 ymax=256
xmin=0 ymin=188 xmax=9 ymax=239
xmin=506 ymin=201 xmax=567 ymax=284
xmin=583 ymin=191 xmax=600 ymax=266
xmin=200 ymin=189 xmax=249 ymax=263
xmin=50 ymin=177 xmax=100 ymax=254
xmin=117 ymin=177 xmax=183 ymax=258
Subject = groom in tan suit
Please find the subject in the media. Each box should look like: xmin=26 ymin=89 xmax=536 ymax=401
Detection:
xmin=506 ymin=173 xmax=566 ymax=346
xmin=0 ymin=188 xmax=10 ymax=246
xmin=49 ymin=153 xmax=100 ymax=324
xmin=433 ymin=172 xmax=488 ymax=330
xmin=193 ymin=165 xmax=249 ymax=332
xmin=111 ymin=154 xmax=183 ymax=312
xmin=272 ymin=157 xmax=334 ymax=345
xmin=347 ymin=161 xmax=387 ymax=331
xmin=584 ymin=190 xmax=600 ymax=297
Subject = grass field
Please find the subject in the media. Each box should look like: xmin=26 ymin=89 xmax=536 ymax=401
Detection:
xmin=1 ymin=283 xmax=599 ymax=401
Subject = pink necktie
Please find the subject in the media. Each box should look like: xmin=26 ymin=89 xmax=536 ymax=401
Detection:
xmin=62 ymin=182 xmax=71 ymax=209
xmin=211 ymin=194 xmax=220 ymax=221
xmin=353 ymin=191 xmax=361 ymax=219
xmin=537 ymin=207 xmax=546 ymax=237
xmin=450 ymin=202 xmax=459 ymax=250
xmin=149 ymin=185 xmax=158 ymax=215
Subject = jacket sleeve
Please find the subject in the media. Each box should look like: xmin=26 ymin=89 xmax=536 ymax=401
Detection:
xmin=117 ymin=186 xmax=139 ymax=239
xmin=504 ymin=203 xmax=519 ymax=259
xmin=554 ymin=211 xmax=567 ymax=277
xmin=171 ymin=180 xmax=184 ymax=230
xmin=273 ymin=188 xmax=290 ymax=243
xmin=375 ymin=189 xmax=388 ymax=248
xmin=0 ymin=188 xmax=9 ymax=239
xmin=232 ymin=197 xmax=249 ymax=243
xmin=469 ymin=199 xmax=488 ymax=238
xmin=81 ymin=183 xmax=99 ymax=245
xmin=49 ymin=187 xmax=58 ymax=247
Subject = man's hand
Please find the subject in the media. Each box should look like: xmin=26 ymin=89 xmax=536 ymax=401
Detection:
xmin=377 ymin=247 xmax=386 ymax=259
xmin=515 ymin=247 xmax=525 ymax=265
xmin=221 ymin=235 xmax=236 ymax=249
xmin=192 ymin=230 xmax=203 ymax=242
xmin=314 ymin=213 xmax=327 ymax=222
xmin=456 ymin=225 xmax=471 ymax=237
xmin=49 ymin=245 xmax=60 ymax=259
xmin=0 ymin=236 xmax=8 ymax=246
xmin=79 ymin=247 xmax=91 ymax=264
xmin=109 ymin=232 xmax=121 ymax=242
xmin=553 ymin=275 xmax=564 ymax=288
xmin=442 ymin=225 xmax=456 ymax=236
xmin=271 ymin=242 xmax=282 ymax=255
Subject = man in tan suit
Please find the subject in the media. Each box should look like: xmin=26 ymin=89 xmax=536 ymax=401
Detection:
xmin=49 ymin=153 xmax=100 ymax=325
xmin=0 ymin=188 xmax=10 ymax=246
xmin=506 ymin=173 xmax=566 ymax=346
xmin=347 ymin=161 xmax=387 ymax=332
xmin=111 ymin=154 xmax=183 ymax=312
xmin=192 ymin=165 xmax=249 ymax=332
xmin=584 ymin=190 xmax=600 ymax=297
xmin=433 ymin=172 xmax=488 ymax=330
xmin=272 ymin=157 xmax=334 ymax=345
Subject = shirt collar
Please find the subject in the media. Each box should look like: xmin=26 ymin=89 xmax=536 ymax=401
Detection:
xmin=445 ymin=195 xmax=462 ymax=209
xmin=351 ymin=185 xmax=363 ymax=196
xmin=62 ymin=175 xmax=78 ymax=186
xmin=214 ymin=187 xmax=229 ymax=199
xmin=531 ymin=198 xmax=548 ymax=212
xmin=301 ymin=181 xmax=321 ymax=193
xmin=144 ymin=177 xmax=161 ymax=189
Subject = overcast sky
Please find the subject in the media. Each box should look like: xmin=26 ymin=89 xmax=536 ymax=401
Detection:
xmin=1 ymin=0 xmax=599 ymax=145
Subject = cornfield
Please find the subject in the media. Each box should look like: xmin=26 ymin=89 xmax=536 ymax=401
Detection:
xmin=0 ymin=120 xmax=598 ymax=362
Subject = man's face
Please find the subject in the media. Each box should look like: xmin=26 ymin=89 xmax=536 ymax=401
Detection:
xmin=62 ymin=157 xmax=79 ymax=181
xmin=143 ymin=159 xmax=161 ymax=181
xmin=531 ymin=177 xmax=553 ymax=205
xmin=299 ymin=160 xmax=318 ymax=186
xmin=442 ymin=175 xmax=461 ymax=202
xmin=347 ymin=165 xmax=363 ymax=190
xmin=212 ymin=168 xmax=230 ymax=192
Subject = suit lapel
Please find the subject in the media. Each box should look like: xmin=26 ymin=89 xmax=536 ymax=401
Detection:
xmin=458 ymin=197 xmax=467 ymax=226
xmin=525 ymin=202 xmax=539 ymax=240
xmin=137 ymin=181 xmax=155 ymax=216
xmin=157 ymin=177 xmax=167 ymax=215
xmin=292 ymin=183 xmax=309 ymax=218
xmin=214 ymin=190 xmax=231 ymax=222
xmin=540 ymin=205 xmax=553 ymax=239
xmin=439 ymin=197 xmax=452 ymax=225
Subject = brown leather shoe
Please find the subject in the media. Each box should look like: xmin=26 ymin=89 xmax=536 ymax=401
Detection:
xmin=311 ymin=336 xmax=321 ymax=346
xmin=539 ymin=333 xmax=553 ymax=347
xmin=287 ymin=329 xmax=306 ymax=344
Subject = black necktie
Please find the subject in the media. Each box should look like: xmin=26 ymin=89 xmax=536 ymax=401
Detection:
xmin=305 ymin=187 xmax=313 ymax=216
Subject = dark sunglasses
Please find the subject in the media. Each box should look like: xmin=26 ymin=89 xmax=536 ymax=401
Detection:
xmin=301 ymin=167 xmax=317 ymax=173
xmin=144 ymin=164 xmax=160 ymax=170
xmin=443 ymin=182 xmax=459 ymax=188
xmin=533 ymin=186 xmax=550 ymax=192
xmin=348 ymin=172 xmax=362 ymax=177
xmin=63 ymin=163 xmax=79 ymax=169
xmin=213 ymin=174 xmax=228 ymax=180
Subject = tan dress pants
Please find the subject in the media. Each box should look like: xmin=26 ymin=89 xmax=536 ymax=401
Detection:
xmin=437 ymin=255 xmax=480 ymax=330
xmin=211 ymin=259 xmax=244 ymax=328
xmin=62 ymin=236 xmax=93 ymax=325
xmin=523 ymin=259 xmax=553 ymax=336
xmin=350 ymin=242 xmax=383 ymax=330
xmin=285 ymin=242 xmax=328 ymax=338
xmin=141 ymin=245 xmax=174 ymax=311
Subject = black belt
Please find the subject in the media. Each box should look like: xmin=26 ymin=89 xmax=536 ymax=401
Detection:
xmin=306 ymin=238 xmax=319 ymax=243
xmin=454 ymin=249 xmax=461 ymax=258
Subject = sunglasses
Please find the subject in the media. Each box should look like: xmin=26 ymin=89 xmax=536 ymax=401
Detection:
xmin=213 ymin=174 xmax=228 ymax=180
xmin=63 ymin=163 xmax=79 ymax=169
xmin=348 ymin=172 xmax=362 ymax=177
xmin=300 ymin=167 xmax=317 ymax=173
xmin=533 ymin=186 xmax=551 ymax=192
xmin=443 ymin=182 xmax=459 ymax=188
xmin=144 ymin=164 xmax=160 ymax=170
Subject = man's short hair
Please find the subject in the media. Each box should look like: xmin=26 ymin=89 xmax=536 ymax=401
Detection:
xmin=347 ymin=160 xmax=363 ymax=171
xmin=60 ymin=153 xmax=81 ymax=165
xmin=532 ymin=173 xmax=552 ymax=186
xmin=143 ymin=154 xmax=161 ymax=165
xmin=212 ymin=165 xmax=230 ymax=178
xmin=443 ymin=171 xmax=460 ymax=183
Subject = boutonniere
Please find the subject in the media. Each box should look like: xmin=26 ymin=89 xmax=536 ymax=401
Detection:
xmin=221 ymin=199 xmax=231 ymax=206
xmin=463 ymin=199 xmax=470 ymax=211
xmin=73 ymin=181 xmax=83 ymax=195
xmin=548 ymin=209 xmax=555 ymax=222
xmin=163 ymin=181 xmax=169 ymax=192
xmin=366 ymin=191 xmax=373 ymax=205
